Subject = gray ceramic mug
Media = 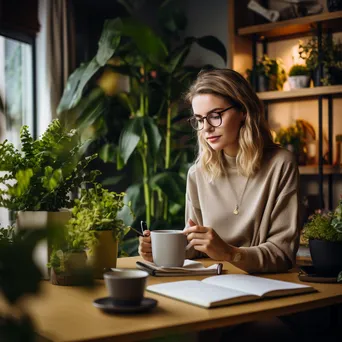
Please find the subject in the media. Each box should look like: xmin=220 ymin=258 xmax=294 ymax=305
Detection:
xmin=151 ymin=230 xmax=187 ymax=267
xmin=104 ymin=269 xmax=149 ymax=306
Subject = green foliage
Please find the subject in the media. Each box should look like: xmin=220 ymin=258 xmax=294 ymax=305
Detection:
xmin=69 ymin=183 xmax=132 ymax=243
xmin=302 ymin=200 xmax=342 ymax=243
xmin=288 ymin=64 xmax=310 ymax=76
xmin=0 ymin=226 xmax=15 ymax=244
xmin=247 ymin=54 xmax=287 ymax=91
xmin=331 ymin=199 xmax=342 ymax=233
xmin=299 ymin=36 xmax=342 ymax=85
xmin=57 ymin=2 xmax=226 ymax=237
xmin=274 ymin=120 xmax=305 ymax=152
xmin=0 ymin=119 xmax=98 ymax=211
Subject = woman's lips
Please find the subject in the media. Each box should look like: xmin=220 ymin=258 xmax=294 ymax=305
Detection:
xmin=207 ymin=136 xmax=221 ymax=143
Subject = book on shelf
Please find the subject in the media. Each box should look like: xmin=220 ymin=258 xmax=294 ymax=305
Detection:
xmin=136 ymin=259 xmax=223 ymax=277
xmin=146 ymin=274 xmax=316 ymax=308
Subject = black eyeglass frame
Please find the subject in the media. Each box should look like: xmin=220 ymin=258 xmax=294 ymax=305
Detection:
xmin=188 ymin=105 xmax=236 ymax=131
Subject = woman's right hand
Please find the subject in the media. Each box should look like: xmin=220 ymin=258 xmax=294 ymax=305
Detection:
xmin=138 ymin=230 xmax=153 ymax=262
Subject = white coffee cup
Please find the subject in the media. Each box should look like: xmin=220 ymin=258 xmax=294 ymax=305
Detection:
xmin=151 ymin=230 xmax=187 ymax=267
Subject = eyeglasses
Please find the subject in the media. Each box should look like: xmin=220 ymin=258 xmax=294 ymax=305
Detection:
xmin=188 ymin=105 xmax=235 ymax=131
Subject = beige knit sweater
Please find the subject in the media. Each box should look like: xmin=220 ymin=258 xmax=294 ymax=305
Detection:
xmin=185 ymin=147 xmax=300 ymax=273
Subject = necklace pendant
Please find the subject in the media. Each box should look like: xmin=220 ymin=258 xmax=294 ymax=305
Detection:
xmin=233 ymin=205 xmax=239 ymax=215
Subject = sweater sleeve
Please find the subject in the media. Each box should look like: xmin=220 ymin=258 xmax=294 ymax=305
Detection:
xmin=184 ymin=165 xmax=207 ymax=259
xmin=237 ymin=160 xmax=301 ymax=273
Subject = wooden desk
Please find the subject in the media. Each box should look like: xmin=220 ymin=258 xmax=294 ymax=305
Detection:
xmin=26 ymin=257 xmax=342 ymax=342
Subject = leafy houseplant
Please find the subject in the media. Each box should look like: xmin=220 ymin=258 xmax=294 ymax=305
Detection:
xmin=57 ymin=1 xmax=226 ymax=244
xmin=302 ymin=199 xmax=342 ymax=280
xmin=275 ymin=120 xmax=307 ymax=164
xmin=247 ymin=54 xmax=287 ymax=91
xmin=69 ymin=183 xmax=132 ymax=278
xmin=299 ymin=36 xmax=342 ymax=86
xmin=0 ymin=119 xmax=97 ymax=212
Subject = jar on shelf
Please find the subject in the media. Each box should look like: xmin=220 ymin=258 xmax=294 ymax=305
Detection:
xmin=334 ymin=134 xmax=342 ymax=167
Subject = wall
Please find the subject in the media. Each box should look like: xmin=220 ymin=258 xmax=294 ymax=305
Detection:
xmin=182 ymin=0 xmax=229 ymax=68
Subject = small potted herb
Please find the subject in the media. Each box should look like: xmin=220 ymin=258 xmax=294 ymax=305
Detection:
xmin=247 ymin=55 xmax=287 ymax=92
xmin=69 ymin=183 xmax=133 ymax=278
xmin=302 ymin=198 xmax=342 ymax=280
xmin=299 ymin=36 xmax=342 ymax=86
xmin=288 ymin=64 xmax=310 ymax=89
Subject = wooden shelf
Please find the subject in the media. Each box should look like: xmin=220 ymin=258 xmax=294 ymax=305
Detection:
xmin=257 ymin=85 xmax=342 ymax=101
xmin=238 ymin=11 xmax=342 ymax=41
xmin=299 ymin=165 xmax=341 ymax=175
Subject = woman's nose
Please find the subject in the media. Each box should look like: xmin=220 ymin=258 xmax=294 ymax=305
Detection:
xmin=203 ymin=119 xmax=214 ymax=132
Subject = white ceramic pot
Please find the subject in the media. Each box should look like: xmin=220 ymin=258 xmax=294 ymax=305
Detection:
xmin=288 ymin=76 xmax=310 ymax=89
xmin=16 ymin=210 xmax=71 ymax=279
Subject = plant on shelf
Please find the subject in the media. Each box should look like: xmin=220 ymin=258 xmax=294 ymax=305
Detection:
xmin=247 ymin=54 xmax=287 ymax=92
xmin=302 ymin=198 xmax=342 ymax=281
xmin=275 ymin=120 xmax=307 ymax=163
xmin=0 ymin=119 xmax=98 ymax=212
xmin=298 ymin=36 xmax=342 ymax=86
xmin=288 ymin=64 xmax=311 ymax=89
xmin=68 ymin=183 xmax=133 ymax=278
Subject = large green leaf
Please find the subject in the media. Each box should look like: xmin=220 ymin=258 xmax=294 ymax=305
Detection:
xmin=117 ymin=183 xmax=144 ymax=226
xmin=96 ymin=19 xmax=122 ymax=66
xmin=144 ymin=117 xmax=162 ymax=158
xmin=57 ymin=58 xmax=100 ymax=113
xmin=167 ymin=43 xmax=191 ymax=74
xmin=119 ymin=117 xmax=144 ymax=164
xmin=150 ymin=172 xmax=185 ymax=204
xmin=196 ymin=35 xmax=227 ymax=64
xmin=120 ymin=18 xmax=168 ymax=65
xmin=99 ymin=143 xmax=116 ymax=163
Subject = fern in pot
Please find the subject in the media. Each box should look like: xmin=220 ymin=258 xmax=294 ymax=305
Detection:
xmin=288 ymin=64 xmax=310 ymax=89
xmin=0 ymin=119 xmax=97 ymax=278
xmin=68 ymin=183 xmax=133 ymax=278
xmin=302 ymin=198 xmax=342 ymax=279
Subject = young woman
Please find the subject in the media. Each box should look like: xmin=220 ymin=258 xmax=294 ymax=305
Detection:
xmin=139 ymin=68 xmax=300 ymax=274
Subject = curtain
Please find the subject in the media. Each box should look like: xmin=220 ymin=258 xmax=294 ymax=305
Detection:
xmin=36 ymin=0 xmax=76 ymax=136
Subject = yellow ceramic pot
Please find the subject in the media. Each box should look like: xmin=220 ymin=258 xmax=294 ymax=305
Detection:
xmin=87 ymin=230 xmax=118 ymax=279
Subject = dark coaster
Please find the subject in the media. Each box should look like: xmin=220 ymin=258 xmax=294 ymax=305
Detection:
xmin=298 ymin=265 xmax=339 ymax=283
xmin=93 ymin=297 xmax=158 ymax=314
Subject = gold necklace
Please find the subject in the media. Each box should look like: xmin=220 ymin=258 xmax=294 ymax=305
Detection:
xmin=227 ymin=174 xmax=249 ymax=215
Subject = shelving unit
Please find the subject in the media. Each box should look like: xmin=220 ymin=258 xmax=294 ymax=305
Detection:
xmin=228 ymin=1 xmax=342 ymax=211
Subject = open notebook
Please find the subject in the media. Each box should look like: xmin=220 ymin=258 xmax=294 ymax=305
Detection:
xmin=147 ymin=274 xmax=316 ymax=308
xmin=136 ymin=259 xmax=223 ymax=276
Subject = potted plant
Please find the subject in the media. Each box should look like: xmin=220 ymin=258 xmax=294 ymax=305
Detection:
xmin=68 ymin=183 xmax=132 ymax=278
xmin=299 ymin=36 xmax=342 ymax=86
xmin=247 ymin=54 xmax=287 ymax=91
xmin=302 ymin=198 xmax=342 ymax=280
xmin=0 ymin=119 xmax=97 ymax=278
xmin=275 ymin=120 xmax=307 ymax=164
xmin=48 ymin=214 xmax=96 ymax=286
xmin=288 ymin=64 xmax=311 ymax=89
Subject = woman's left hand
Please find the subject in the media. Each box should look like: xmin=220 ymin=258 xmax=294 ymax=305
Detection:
xmin=183 ymin=219 xmax=236 ymax=261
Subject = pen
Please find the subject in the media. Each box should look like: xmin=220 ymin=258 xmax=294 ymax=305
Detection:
xmin=140 ymin=221 xmax=148 ymax=235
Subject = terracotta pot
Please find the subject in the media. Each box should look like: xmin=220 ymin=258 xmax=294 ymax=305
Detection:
xmin=87 ymin=230 xmax=118 ymax=279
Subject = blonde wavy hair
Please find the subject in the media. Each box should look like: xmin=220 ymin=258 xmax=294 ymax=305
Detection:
xmin=185 ymin=68 xmax=276 ymax=180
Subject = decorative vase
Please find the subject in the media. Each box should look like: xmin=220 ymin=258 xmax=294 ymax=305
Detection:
xmin=257 ymin=75 xmax=269 ymax=92
xmin=16 ymin=210 xmax=71 ymax=279
xmin=86 ymin=230 xmax=118 ymax=279
xmin=288 ymin=76 xmax=310 ymax=89
xmin=309 ymin=239 xmax=342 ymax=276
